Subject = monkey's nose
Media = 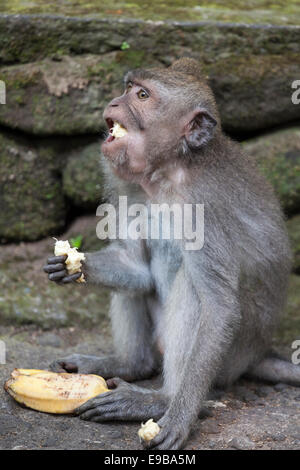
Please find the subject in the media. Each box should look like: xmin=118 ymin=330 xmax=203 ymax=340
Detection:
xmin=109 ymin=97 xmax=120 ymax=107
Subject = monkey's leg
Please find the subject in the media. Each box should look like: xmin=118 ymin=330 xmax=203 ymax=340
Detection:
xmin=143 ymin=266 xmax=239 ymax=450
xmin=246 ymin=355 xmax=300 ymax=386
xmin=50 ymin=293 xmax=160 ymax=381
xmin=76 ymin=377 xmax=167 ymax=422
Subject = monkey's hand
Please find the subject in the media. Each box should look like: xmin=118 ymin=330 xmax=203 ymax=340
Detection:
xmin=43 ymin=255 xmax=82 ymax=284
xmin=75 ymin=377 xmax=167 ymax=422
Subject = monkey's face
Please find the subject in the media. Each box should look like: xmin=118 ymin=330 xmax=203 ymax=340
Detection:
xmin=102 ymin=80 xmax=152 ymax=182
xmin=101 ymin=67 xmax=218 ymax=186
xmin=101 ymin=77 xmax=183 ymax=183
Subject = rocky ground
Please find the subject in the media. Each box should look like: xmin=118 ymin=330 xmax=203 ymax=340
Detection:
xmin=0 ymin=325 xmax=299 ymax=450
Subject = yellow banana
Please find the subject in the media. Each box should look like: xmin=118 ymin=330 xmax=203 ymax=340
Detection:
xmin=4 ymin=368 xmax=109 ymax=414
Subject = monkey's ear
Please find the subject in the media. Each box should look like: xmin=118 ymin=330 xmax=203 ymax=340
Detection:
xmin=184 ymin=108 xmax=217 ymax=150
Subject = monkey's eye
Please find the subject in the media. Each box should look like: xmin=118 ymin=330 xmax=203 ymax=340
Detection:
xmin=137 ymin=89 xmax=149 ymax=100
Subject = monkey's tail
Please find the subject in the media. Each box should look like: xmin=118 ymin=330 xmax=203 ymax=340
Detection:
xmin=246 ymin=353 xmax=300 ymax=386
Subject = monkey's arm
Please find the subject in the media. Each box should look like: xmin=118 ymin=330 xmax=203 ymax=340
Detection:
xmin=44 ymin=242 xmax=154 ymax=294
xmin=82 ymin=244 xmax=153 ymax=293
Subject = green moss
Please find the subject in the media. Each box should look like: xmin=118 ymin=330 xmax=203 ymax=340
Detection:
xmin=63 ymin=142 xmax=103 ymax=208
xmin=0 ymin=0 xmax=299 ymax=25
xmin=0 ymin=131 xmax=67 ymax=242
xmin=257 ymin=155 xmax=300 ymax=215
xmin=13 ymin=92 xmax=26 ymax=106
xmin=243 ymin=128 xmax=300 ymax=215
xmin=116 ymin=49 xmax=146 ymax=68
xmin=0 ymin=276 xmax=109 ymax=328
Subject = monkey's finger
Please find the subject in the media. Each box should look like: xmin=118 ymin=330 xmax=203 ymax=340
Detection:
xmin=75 ymin=392 xmax=114 ymax=415
xmin=79 ymin=408 xmax=103 ymax=420
xmin=81 ymin=410 xmax=123 ymax=422
xmin=49 ymin=365 xmax=66 ymax=373
xmin=148 ymin=434 xmax=181 ymax=450
xmin=47 ymin=255 xmax=67 ymax=264
xmin=51 ymin=361 xmax=79 ymax=373
xmin=49 ymin=360 xmax=68 ymax=372
xmin=61 ymin=272 xmax=82 ymax=283
xmin=48 ymin=270 xmax=68 ymax=281
xmin=142 ymin=425 xmax=167 ymax=449
xmin=43 ymin=263 xmax=65 ymax=273
xmin=63 ymin=362 xmax=79 ymax=373
xmin=89 ymin=414 xmax=120 ymax=422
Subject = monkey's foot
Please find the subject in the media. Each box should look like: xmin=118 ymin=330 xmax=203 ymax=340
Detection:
xmin=142 ymin=413 xmax=190 ymax=450
xmin=75 ymin=378 xmax=167 ymax=422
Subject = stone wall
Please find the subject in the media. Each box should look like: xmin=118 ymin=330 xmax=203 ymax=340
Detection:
xmin=0 ymin=15 xmax=299 ymax=250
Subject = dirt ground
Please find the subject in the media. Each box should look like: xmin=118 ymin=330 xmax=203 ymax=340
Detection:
xmin=0 ymin=325 xmax=299 ymax=450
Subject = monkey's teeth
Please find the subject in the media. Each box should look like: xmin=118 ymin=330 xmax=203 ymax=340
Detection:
xmin=111 ymin=122 xmax=128 ymax=139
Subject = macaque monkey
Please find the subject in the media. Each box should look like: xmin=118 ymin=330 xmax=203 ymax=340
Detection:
xmin=43 ymin=58 xmax=299 ymax=450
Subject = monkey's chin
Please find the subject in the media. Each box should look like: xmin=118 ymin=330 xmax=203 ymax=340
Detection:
xmin=110 ymin=163 xmax=144 ymax=184
xmin=101 ymin=134 xmax=128 ymax=156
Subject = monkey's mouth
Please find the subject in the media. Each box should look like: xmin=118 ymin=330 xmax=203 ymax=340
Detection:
xmin=105 ymin=119 xmax=128 ymax=143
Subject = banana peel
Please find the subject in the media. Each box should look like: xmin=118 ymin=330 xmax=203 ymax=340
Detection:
xmin=4 ymin=368 xmax=109 ymax=414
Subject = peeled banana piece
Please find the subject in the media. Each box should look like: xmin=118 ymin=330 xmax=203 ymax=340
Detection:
xmin=111 ymin=121 xmax=128 ymax=138
xmin=4 ymin=369 xmax=109 ymax=414
xmin=138 ymin=419 xmax=160 ymax=441
xmin=54 ymin=239 xmax=86 ymax=283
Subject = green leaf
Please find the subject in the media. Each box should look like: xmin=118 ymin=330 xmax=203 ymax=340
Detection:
xmin=70 ymin=234 xmax=83 ymax=249
xmin=121 ymin=41 xmax=130 ymax=50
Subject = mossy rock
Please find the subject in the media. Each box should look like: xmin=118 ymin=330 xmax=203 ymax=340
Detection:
xmin=63 ymin=142 xmax=104 ymax=209
xmin=0 ymin=131 xmax=67 ymax=242
xmin=205 ymin=53 xmax=300 ymax=135
xmin=243 ymin=127 xmax=300 ymax=215
xmin=1 ymin=1 xmax=300 ymax=25
xmin=0 ymin=53 xmax=158 ymax=135
xmin=0 ymin=275 xmax=110 ymax=329
xmin=1 ymin=52 xmax=299 ymax=136
xmin=0 ymin=15 xmax=299 ymax=66
xmin=0 ymin=16 xmax=299 ymax=135
xmin=287 ymin=215 xmax=300 ymax=274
